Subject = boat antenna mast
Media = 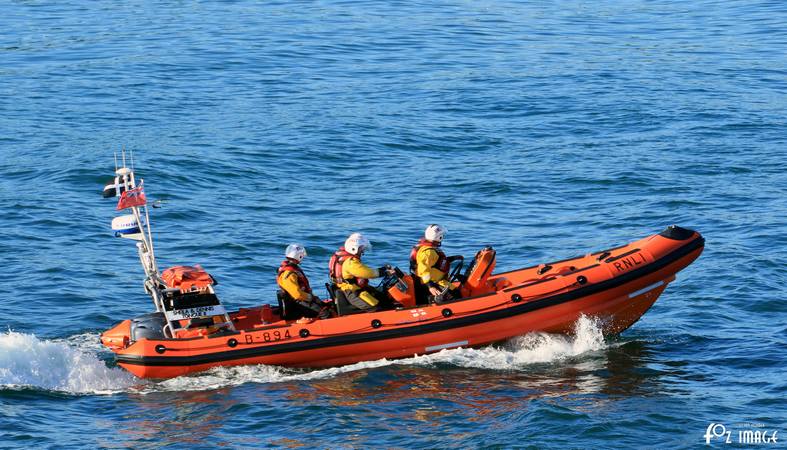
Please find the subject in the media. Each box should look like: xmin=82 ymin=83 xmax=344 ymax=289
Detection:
xmin=105 ymin=149 xmax=166 ymax=312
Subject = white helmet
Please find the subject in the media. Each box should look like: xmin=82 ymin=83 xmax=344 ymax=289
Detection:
xmin=344 ymin=232 xmax=371 ymax=256
xmin=424 ymin=224 xmax=446 ymax=243
xmin=285 ymin=243 xmax=307 ymax=262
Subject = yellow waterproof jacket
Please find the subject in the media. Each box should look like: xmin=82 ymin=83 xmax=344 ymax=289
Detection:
xmin=415 ymin=246 xmax=449 ymax=289
xmin=338 ymin=257 xmax=381 ymax=292
xmin=277 ymin=270 xmax=311 ymax=301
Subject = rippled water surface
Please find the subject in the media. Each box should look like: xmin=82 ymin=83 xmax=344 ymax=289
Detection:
xmin=1 ymin=1 xmax=786 ymax=448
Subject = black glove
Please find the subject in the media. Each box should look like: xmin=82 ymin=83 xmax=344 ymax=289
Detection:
xmin=377 ymin=266 xmax=389 ymax=276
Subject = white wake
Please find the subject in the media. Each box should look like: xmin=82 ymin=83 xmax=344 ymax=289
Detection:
xmin=153 ymin=315 xmax=608 ymax=393
xmin=409 ymin=314 xmax=607 ymax=369
xmin=0 ymin=331 xmax=135 ymax=394
xmin=0 ymin=316 xmax=608 ymax=395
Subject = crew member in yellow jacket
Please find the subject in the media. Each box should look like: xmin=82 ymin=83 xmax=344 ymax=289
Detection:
xmin=277 ymin=243 xmax=330 ymax=319
xmin=409 ymin=224 xmax=462 ymax=303
xmin=329 ymin=232 xmax=394 ymax=311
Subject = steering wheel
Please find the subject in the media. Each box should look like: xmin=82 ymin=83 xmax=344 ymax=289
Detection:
xmin=447 ymin=257 xmax=465 ymax=283
xmin=434 ymin=257 xmax=465 ymax=301
xmin=377 ymin=273 xmax=395 ymax=291
xmin=377 ymin=266 xmax=404 ymax=291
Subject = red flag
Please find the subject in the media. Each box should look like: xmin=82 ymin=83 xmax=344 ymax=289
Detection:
xmin=116 ymin=182 xmax=147 ymax=210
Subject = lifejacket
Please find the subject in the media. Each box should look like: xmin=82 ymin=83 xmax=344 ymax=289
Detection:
xmin=162 ymin=265 xmax=215 ymax=292
xmin=409 ymin=238 xmax=449 ymax=274
xmin=329 ymin=247 xmax=369 ymax=289
xmin=278 ymin=259 xmax=312 ymax=294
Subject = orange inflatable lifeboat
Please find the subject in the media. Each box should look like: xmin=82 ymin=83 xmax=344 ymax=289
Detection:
xmin=101 ymin=225 xmax=704 ymax=379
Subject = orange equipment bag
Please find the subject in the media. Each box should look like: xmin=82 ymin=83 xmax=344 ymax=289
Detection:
xmin=162 ymin=265 xmax=215 ymax=292
xmin=387 ymin=274 xmax=416 ymax=309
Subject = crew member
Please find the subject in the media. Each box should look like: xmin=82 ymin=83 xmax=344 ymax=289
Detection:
xmin=277 ymin=243 xmax=330 ymax=319
xmin=329 ymin=232 xmax=394 ymax=311
xmin=410 ymin=224 xmax=462 ymax=303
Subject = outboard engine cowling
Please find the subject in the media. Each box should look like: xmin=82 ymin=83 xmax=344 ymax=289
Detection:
xmin=130 ymin=312 xmax=168 ymax=341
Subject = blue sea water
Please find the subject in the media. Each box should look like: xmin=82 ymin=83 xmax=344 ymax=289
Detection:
xmin=1 ymin=0 xmax=786 ymax=448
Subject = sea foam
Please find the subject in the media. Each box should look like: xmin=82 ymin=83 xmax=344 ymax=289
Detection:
xmin=0 ymin=331 xmax=135 ymax=394
xmin=152 ymin=315 xmax=607 ymax=392
xmin=0 ymin=316 xmax=607 ymax=395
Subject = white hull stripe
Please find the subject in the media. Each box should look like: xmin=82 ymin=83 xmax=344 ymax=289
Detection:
xmin=425 ymin=340 xmax=468 ymax=352
xmin=628 ymin=281 xmax=664 ymax=298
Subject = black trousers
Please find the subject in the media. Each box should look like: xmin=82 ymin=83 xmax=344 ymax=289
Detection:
xmin=282 ymin=298 xmax=323 ymax=320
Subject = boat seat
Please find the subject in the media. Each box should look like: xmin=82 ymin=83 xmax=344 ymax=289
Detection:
xmin=409 ymin=273 xmax=432 ymax=306
xmin=462 ymin=247 xmax=497 ymax=297
xmin=326 ymin=283 xmax=366 ymax=316
xmin=277 ymin=290 xmax=304 ymax=321
xmin=277 ymin=290 xmax=324 ymax=320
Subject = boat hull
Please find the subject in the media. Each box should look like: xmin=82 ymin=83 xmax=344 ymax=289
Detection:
xmin=106 ymin=226 xmax=704 ymax=379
